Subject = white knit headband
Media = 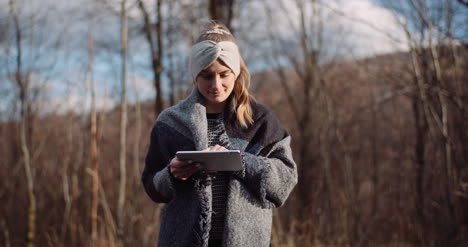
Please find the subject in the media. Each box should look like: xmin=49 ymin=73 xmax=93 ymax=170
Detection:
xmin=189 ymin=40 xmax=241 ymax=81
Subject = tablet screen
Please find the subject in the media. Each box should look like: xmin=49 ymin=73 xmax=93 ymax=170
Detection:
xmin=176 ymin=150 xmax=242 ymax=171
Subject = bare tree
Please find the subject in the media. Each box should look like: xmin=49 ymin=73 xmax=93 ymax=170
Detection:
xmin=208 ymin=0 xmax=235 ymax=29
xmin=132 ymin=74 xmax=142 ymax=179
xmin=118 ymin=0 xmax=129 ymax=229
xmin=456 ymin=0 xmax=468 ymax=7
xmin=9 ymin=1 xmax=35 ymax=246
xmin=262 ymin=0 xmax=340 ymax=245
xmin=383 ymin=0 xmax=468 ymax=245
xmin=85 ymin=31 xmax=100 ymax=247
xmin=138 ymin=0 xmax=164 ymax=117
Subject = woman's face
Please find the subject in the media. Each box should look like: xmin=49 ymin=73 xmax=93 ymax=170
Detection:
xmin=195 ymin=59 xmax=236 ymax=113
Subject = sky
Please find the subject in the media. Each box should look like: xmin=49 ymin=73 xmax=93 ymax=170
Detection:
xmin=237 ymin=0 xmax=408 ymax=67
xmin=0 ymin=0 xmax=423 ymax=118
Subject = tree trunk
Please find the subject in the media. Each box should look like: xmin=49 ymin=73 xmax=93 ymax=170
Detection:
xmin=209 ymin=0 xmax=235 ymax=29
xmin=118 ymin=0 xmax=128 ymax=229
xmin=138 ymin=0 xmax=164 ymax=117
xmin=87 ymin=31 xmax=100 ymax=247
xmin=412 ymin=81 xmax=427 ymax=245
xmin=10 ymin=1 xmax=35 ymax=246
xmin=133 ymin=94 xmax=142 ymax=179
xmin=154 ymin=0 xmax=163 ymax=116
xmin=60 ymin=124 xmax=73 ymax=245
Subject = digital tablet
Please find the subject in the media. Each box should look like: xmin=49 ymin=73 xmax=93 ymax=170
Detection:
xmin=175 ymin=150 xmax=242 ymax=172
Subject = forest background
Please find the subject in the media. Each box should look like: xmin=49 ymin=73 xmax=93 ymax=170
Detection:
xmin=1 ymin=0 xmax=468 ymax=246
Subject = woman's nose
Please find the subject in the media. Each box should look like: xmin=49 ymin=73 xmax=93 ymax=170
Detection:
xmin=210 ymin=75 xmax=222 ymax=89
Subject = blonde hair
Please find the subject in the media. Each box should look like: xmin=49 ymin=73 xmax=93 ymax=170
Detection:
xmin=195 ymin=21 xmax=254 ymax=128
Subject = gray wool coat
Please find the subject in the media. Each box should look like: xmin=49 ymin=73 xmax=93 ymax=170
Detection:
xmin=142 ymin=89 xmax=298 ymax=247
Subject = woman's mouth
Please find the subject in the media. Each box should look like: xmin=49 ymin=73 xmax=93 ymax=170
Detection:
xmin=210 ymin=91 xmax=222 ymax=96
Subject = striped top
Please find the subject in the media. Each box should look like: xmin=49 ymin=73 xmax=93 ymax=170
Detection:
xmin=207 ymin=113 xmax=230 ymax=240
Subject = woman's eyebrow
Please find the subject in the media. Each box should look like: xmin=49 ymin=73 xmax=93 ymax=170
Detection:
xmin=199 ymin=70 xmax=211 ymax=74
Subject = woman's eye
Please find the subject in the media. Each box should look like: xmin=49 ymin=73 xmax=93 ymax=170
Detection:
xmin=200 ymin=74 xmax=213 ymax=80
xmin=220 ymin=73 xmax=229 ymax=78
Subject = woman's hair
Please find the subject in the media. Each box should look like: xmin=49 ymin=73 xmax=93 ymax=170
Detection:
xmin=195 ymin=21 xmax=254 ymax=128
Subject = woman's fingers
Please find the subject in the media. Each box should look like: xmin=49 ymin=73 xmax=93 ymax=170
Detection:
xmin=170 ymin=157 xmax=200 ymax=180
xmin=170 ymin=157 xmax=192 ymax=168
xmin=172 ymin=165 xmax=199 ymax=180
xmin=171 ymin=165 xmax=198 ymax=174
xmin=183 ymin=165 xmax=200 ymax=177
xmin=216 ymin=145 xmax=227 ymax=151
xmin=206 ymin=145 xmax=227 ymax=151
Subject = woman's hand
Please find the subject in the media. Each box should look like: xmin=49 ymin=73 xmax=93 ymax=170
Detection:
xmin=169 ymin=157 xmax=200 ymax=180
xmin=170 ymin=145 xmax=227 ymax=180
xmin=202 ymin=144 xmax=228 ymax=152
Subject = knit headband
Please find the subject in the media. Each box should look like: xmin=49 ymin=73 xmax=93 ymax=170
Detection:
xmin=189 ymin=40 xmax=241 ymax=81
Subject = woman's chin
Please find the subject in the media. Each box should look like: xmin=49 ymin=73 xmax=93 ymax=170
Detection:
xmin=208 ymin=95 xmax=227 ymax=103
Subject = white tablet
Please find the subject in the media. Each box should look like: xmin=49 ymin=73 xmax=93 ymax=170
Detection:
xmin=175 ymin=150 xmax=242 ymax=172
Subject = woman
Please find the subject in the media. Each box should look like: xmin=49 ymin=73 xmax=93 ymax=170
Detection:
xmin=142 ymin=22 xmax=297 ymax=247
